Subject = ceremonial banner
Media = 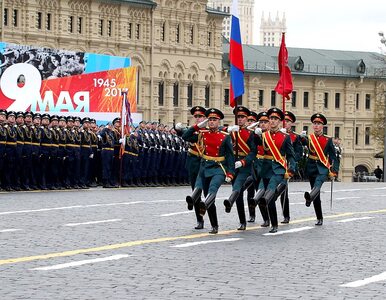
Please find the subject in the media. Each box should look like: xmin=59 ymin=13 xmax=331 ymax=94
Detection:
xmin=0 ymin=42 xmax=141 ymax=124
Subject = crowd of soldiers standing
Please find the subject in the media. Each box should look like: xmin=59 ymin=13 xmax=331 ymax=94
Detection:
xmin=0 ymin=109 xmax=189 ymax=191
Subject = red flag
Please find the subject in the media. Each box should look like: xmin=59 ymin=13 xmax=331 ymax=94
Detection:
xmin=274 ymin=33 xmax=293 ymax=100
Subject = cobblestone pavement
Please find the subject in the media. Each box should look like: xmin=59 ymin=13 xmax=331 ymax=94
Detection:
xmin=1 ymin=182 xmax=386 ymax=299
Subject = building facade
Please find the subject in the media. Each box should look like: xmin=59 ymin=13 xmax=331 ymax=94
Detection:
xmin=0 ymin=0 xmax=385 ymax=182
xmin=207 ymin=0 xmax=254 ymax=44
xmin=259 ymin=11 xmax=286 ymax=47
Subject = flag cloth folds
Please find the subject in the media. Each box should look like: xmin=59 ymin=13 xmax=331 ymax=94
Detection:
xmin=121 ymin=89 xmax=132 ymax=142
xmin=229 ymin=0 xmax=244 ymax=108
xmin=274 ymin=32 xmax=293 ymax=100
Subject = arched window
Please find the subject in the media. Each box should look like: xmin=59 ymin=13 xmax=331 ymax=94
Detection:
xmin=158 ymin=81 xmax=164 ymax=106
xmin=173 ymin=82 xmax=179 ymax=107
xmin=187 ymin=83 xmax=193 ymax=107
xmin=205 ymin=84 xmax=210 ymax=107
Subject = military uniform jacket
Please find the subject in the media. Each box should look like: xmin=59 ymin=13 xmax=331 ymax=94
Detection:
xmin=183 ymin=125 xmax=235 ymax=179
xmin=0 ymin=123 xmax=6 ymax=155
xmin=260 ymin=130 xmax=296 ymax=176
xmin=304 ymin=134 xmax=339 ymax=175
xmin=230 ymin=127 xmax=256 ymax=167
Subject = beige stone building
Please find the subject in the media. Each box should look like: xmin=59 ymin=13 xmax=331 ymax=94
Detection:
xmin=259 ymin=11 xmax=286 ymax=47
xmin=1 ymin=0 xmax=386 ymax=182
xmin=207 ymin=0 xmax=254 ymax=44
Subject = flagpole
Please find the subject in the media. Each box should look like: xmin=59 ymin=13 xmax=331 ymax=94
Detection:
xmin=281 ymin=32 xmax=286 ymax=127
xmin=120 ymin=88 xmax=129 ymax=187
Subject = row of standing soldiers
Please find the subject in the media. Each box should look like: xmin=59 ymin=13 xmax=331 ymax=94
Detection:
xmin=181 ymin=106 xmax=339 ymax=234
xmin=0 ymin=109 xmax=189 ymax=191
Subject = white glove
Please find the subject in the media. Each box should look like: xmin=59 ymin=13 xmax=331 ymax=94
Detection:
xmin=225 ymin=176 xmax=232 ymax=183
xmin=300 ymin=130 xmax=307 ymax=137
xmin=175 ymin=122 xmax=185 ymax=130
xmin=119 ymin=138 xmax=125 ymax=144
xmin=247 ymin=122 xmax=259 ymax=130
xmin=235 ymin=161 xmax=242 ymax=169
xmin=227 ymin=125 xmax=239 ymax=133
xmin=97 ymin=135 xmax=102 ymax=140
xmin=280 ymin=128 xmax=287 ymax=134
xmin=89 ymin=153 xmax=94 ymax=159
xmin=197 ymin=119 xmax=208 ymax=128
xmin=254 ymin=127 xmax=262 ymax=136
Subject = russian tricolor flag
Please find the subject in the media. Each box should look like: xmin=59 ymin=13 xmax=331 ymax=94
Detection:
xmin=229 ymin=0 xmax=244 ymax=108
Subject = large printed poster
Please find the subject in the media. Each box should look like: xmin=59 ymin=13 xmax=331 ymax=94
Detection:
xmin=0 ymin=42 xmax=140 ymax=124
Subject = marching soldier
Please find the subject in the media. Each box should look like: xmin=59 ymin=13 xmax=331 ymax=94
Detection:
xmin=303 ymin=113 xmax=340 ymax=226
xmin=223 ymin=106 xmax=256 ymax=230
xmin=178 ymin=106 xmax=206 ymax=229
xmin=279 ymin=111 xmax=304 ymax=224
xmin=253 ymin=108 xmax=296 ymax=233
xmin=15 ymin=112 xmax=25 ymax=190
xmin=251 ymin=111 xmax=271 ymax=227
xmin=184 ymin=108 xmax=235 ymax=234
xmin=111 ymin=117 xmax=121 ymax=186
xmin=49 ymin=115 xmax=60 ymax=189
xmin=245 ymin=111 xmax=258 ymax=223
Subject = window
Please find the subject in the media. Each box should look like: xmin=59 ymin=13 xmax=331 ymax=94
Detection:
xmin=190 ymin=26 xmax=194 ymax=44
xmin=208 ymin=32 xmax=212 ymax=46
xmin=271 ymin=90 xmax=276 ymax=107
xmin=158 ymin=81 xmax=164 ymax=106
xmin=303 ymin=91 xmax=309 ymax=108
xmin=128 ymin=23 xmax=132 ymax=39
xmin=258 ymin=90 xmax=264 ymax=106
xmin=46 ymin=13 xmax=51 ymax=30
xmin=37 ymin=12 xmax=42 ymax=29
xmin=99 ymin=19 xmax=103 ymax=35
xmin=323 ymin=127 xmax=328 ymax=135
xmin=224 ymin=88 xmax=229 ymax=106
xmin=108 ymin=20 xmax=112 ymax=37
xmin=334 ymin=127 xmax=340 ymax=138
xmin=4 ymin=8 xmax=8 ymax=26
xmin=173 ymin=82 xmax=179 ymax=107
xmin=78 ymin=17 xmax=82 ymax=34
xmin=291 ymin=125 xmax=296 ymax=132
xmin=161 ymin=22 xmax=165 ymax=41
xmin=205 ymin=85 xmax=210 ymax=107
xmin=365 ymin=127 xmax=370 ymax=145
xmin=291 ymin=91 xmax=297 ymax=107
xmin=365 ymin=94 xmax=371 ymax=109
xmin=324 ymin=92 xmax=329 ymax=108
xmin=136 ymin=24 xmax=140 ymax=39
xmin=13 ymin=9 xmax=18 ymax=27
xmin=335 ymin=93 xmax=340 ymax=109
xmin=236 ymin=95 xmax=242 ymax=106
xmin=356 ymin=93 xmax=359 ymax=110
xmin=176 ymin=24 xmax=180 ymax=43
xmin=68 ymin=16 xmax=73 ymax=33
xmin=303 ymin=126 xmax=308 ymax=134
xmin=355 ymin=127 xmax=359 ymax=145
xmin=187 ymin=84 xmax=193 ymax=107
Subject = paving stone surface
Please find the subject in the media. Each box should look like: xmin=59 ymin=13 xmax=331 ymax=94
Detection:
xmin=1 ymin=182 xmax=386 ymax=299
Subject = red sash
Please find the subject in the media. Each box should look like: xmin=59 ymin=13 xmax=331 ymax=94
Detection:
xmin=262 ymin=131 xmax=288 ymax=171
xmin=232 ymin=129 xmax=250 ymax=155
xmin=309 ymin=133 xmax=331 ymax=169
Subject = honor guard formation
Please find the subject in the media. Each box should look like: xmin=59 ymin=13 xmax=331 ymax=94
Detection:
xmin=183 ymin=106 xmax=340 ymax=234
xmin=0 ymin=109 xmax=189 ymax=192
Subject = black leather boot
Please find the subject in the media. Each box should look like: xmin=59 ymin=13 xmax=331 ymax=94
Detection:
xmin=223 ymin=190 xmax=240 ymax=213
xmin=194 ymin=221 xmax=204 ymax=230
xmin=275 ymin=182 xmax=287 ymax=198
xmin=186 ymin=188 xmax=202 ymax=210
xmin=253 ymin=188 xmax=265 ymax=207
xmin=199 ymin=193 xmax=216 ymax=217
xmin=263 ymin=189 xmax=276 ymax=207
xmin=315 ymin=219 xmax=323 ymax=226
xmin=304 ymin=187 xmax=321 ymax=207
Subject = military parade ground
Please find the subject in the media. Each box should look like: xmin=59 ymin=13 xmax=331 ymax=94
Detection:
xmin=1 ymin=182 xmax=386 ymax=299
